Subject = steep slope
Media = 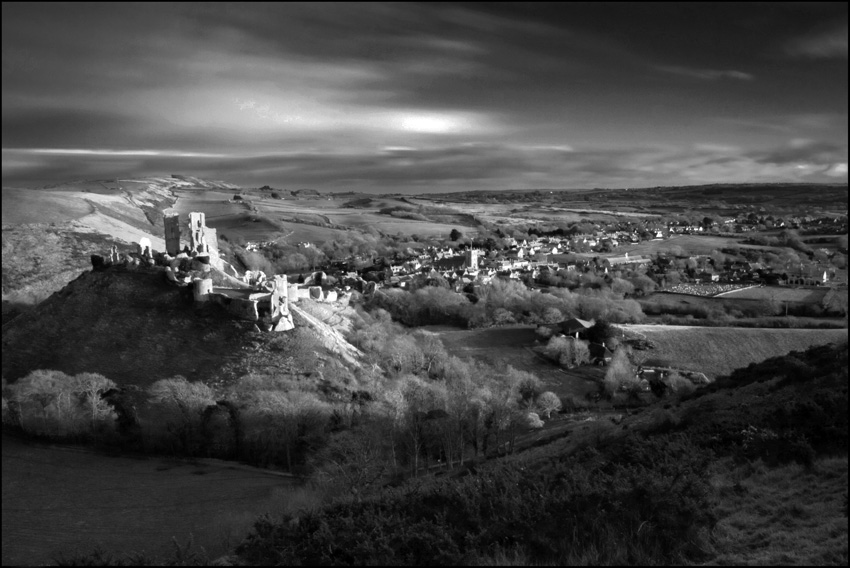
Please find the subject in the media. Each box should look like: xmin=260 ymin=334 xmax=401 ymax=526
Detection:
xmin=2 ymin=267 xmax=266 ymax=387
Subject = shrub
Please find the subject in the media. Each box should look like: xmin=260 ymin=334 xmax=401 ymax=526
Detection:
xmin=525 ymin=412 xmax=544 ymax=429
xmin=237 ymin=433 xmax=715 ymax=565
xmin=662 ymin=372 xmax=696 ymax=396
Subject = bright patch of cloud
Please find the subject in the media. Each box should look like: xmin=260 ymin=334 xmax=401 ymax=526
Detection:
xmin=398 ymin=114 xmax=462 ymax=133
xmin=825 ymin=162 xmax=848 ymax=177
xmin=656 ymin=65 xmax=753 ymax=81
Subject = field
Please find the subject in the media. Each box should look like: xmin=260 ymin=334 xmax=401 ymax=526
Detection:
xmin=1 ymin=434 xmax=308 ymax=566
xmin=643 ymin=286 xmax=832 ymax=311
xmin=424 ymin=325 xmax=604 ymax=401
xmin=1 ymin=188 xmax=94 ymax=225
xmin=615 ymin=324 xmax=847 ymax=379
xmin=615 ymin=234 xmax=779 ymax=256
xmin=721 ymin=286 xmax=831 ymax=303
xmin=170 ymin=190 xmax=478 ymax=243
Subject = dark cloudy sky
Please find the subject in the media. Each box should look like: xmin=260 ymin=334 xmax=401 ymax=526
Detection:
xmin=2 ymin=3 xmax=847 ymax=192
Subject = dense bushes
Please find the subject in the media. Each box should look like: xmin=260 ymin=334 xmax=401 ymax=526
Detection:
xmin=366 ymin=278 xmax=644 ymax=328
xmin=2 ymin=370 xmax=116 ymax=439
xmin=238 ymin=432 xmax=715 ymax=565
xmin=3 ymin=371 xmax=339 ymax=472
xmin=537 ymin=335 xmax=591 ymax=368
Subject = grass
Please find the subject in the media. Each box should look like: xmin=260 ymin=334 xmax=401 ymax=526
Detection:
xmin=171 ymin=190 xmax=478 ymax=242
xmin=1 ymin=188 xmax=94 ymax=225
xmin=2 ymin=225 xmax=116 ymax=305
xmin=2 ymin=433 xmax=311 ymax=566
xmin=721 ymin=286 xmax=831 ymax=303
xmin=616 ymin=324 xmax=847 ymax=379
xmin=710 ymin=456 xmax=848 ymax=565
xmin=616 ymin=234 xmax=781 ymax=256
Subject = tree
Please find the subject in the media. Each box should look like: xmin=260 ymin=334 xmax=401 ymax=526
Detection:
xmin=146 ymin=377 xmax=215 ymax=455
xmin=449 ymin=228 xmax=463 ymax=241
xmin=603 ymin=348 xmax=636 ymax=398
xmin=573 ymin=340 xmax=591 ymax=366
xmin=586 ymin=320 xmax=616 ymax=346
xmin=312 ymin=423 xmax=388 ymax=501
xmin=536 ymin=391 xmax=562 ymax=419
xmin=71 ymin=373 xmax=117 ymax=426
xmin=8 ymin=370 xmax=71 ymax=434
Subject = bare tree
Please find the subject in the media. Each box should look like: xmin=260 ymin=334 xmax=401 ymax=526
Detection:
xmin=71 ymin=373 xmax=117 ymax=426
xmin=536 ymin=391 xmax=562 ymax=419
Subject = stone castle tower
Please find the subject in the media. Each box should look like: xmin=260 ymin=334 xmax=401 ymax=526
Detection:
xmin=163 ymin=211 xmax=221 ymax=269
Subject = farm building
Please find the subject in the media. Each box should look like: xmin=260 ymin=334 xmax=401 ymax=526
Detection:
xmin=559 ymin=317 xmax=594 ymax=338
xmin=589 ymin=342 xmax=613 ymax=365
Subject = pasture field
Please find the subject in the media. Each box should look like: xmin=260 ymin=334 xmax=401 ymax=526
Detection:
xmin=616 ymin=234 xmax=780 ymax=256
xmin=721 ymin=286 xmax=830 ymax=303
xmin=642 ymin=287 xmax=833 ymax=315
xmin=411 ymin=197 xmax=658 ymax=224
xmin=642 ymin=291 xmax=763 ymax=313
xmin=424 ymin=325 xmax=604 ymax=401
xmin=615 ymin=324 xmax=847 ymax=379
xmin=1 ymin=434 xmax=306 ymax=566
xmin=172 ymin=191 xmax=477 ymax=241
xmin=1 ymin=188 xmax=94 ymax=225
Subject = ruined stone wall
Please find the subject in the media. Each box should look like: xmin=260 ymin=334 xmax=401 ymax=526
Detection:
xmin=193 ymin=278 xmax=213 ymax=302
xmin=208 ymin=292 xmax=259 ymax=320
xmin=205 ymin=226 xmax=222 ymax=269
xmin=189 ymin=212 xmax=207 ymax=252
xmin=164 ymin=213 xmax=181 ymax=255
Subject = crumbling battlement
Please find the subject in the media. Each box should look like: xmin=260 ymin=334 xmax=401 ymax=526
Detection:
xmin=194 ymin=274 xmax=294 ymax=332
xmin=164 ymin=210 xmax=222 ymax=270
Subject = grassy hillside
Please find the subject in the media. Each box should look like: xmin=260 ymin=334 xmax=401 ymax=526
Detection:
xmin=617 ymin=324 xmax=847 ymax=378
xmin=2 ymin=225 xmax=116 ymax=309
xmin=2 ymin=178 xmax=184 ymax=307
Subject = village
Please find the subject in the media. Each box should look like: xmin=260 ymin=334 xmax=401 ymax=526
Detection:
xmin=240 ymin=209 xmax=847 ymax=299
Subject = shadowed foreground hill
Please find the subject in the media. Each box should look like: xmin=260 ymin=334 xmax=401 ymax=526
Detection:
xmin=1 ymin=267 xmax=264 ymax=387
xmin=235 ymin=341 xmax=848 ymax=566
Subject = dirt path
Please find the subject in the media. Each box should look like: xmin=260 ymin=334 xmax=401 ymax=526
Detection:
xmin=2 ymin=435 xmax=299 ymax=565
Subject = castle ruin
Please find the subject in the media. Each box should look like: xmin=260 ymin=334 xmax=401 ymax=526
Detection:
xmin=93 ymin=210 xmax=294 ymax=332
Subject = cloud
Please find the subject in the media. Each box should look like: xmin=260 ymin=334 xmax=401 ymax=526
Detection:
xmin=747 ymin=139 xmax=847 ymax=166
xmin=786 ymin=21 xmax=848 ymax=58
xmin=655 ymin=65 xmax=753 ymax=81
xmin=14 ymin=148 xmax=227 ymax=158
xmin=7 ymin=139 xmax=845 ymax=192
xmin=825 ymin=163 xmax=848 ymax=177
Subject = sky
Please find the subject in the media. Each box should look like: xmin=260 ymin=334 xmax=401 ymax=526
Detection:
xmin=2 ymin=2 xmax=847 ymax=192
